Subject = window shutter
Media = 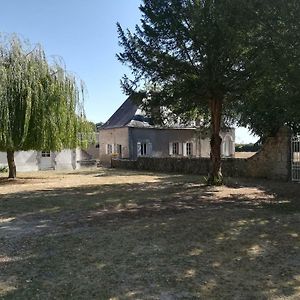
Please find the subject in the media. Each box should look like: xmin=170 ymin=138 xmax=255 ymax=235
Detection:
xmin=147 ymin=142 xmax=152 ymax=156
xmin=229 ymin=140 xmax=233 ymax=156
xmin=191 ymin=142 xmax=194 ymax=156
xmin=169 ymin=142 xmax=173 ymax=155
xmin=183 ymin=143 xmax=187 ymax=156
xmin=106 ymin=144 xmax=109 ymax=155
xmin=137 ymin=142 xmax=141 ymax=156
xmin=221 ymin=141 xmax=225 ymax=156
xmin=178 ymin=142 xmax=183 ymax=155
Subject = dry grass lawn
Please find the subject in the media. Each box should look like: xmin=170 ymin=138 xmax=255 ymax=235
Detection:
xmin=0 ymin=168 xmax=299 ymax=299
xmin=234 ymin=152 xmax=257 ymax=158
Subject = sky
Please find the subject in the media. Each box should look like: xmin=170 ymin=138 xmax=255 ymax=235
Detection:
xmin=0 ymin=0 xmax=258 ymax=144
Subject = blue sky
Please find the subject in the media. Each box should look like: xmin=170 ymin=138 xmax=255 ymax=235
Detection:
xmin=1 ymin=0 xmax=257 ymax=143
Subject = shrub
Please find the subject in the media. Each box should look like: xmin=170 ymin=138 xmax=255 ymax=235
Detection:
xmin=0 ymin=166 xmax=8 ymax=173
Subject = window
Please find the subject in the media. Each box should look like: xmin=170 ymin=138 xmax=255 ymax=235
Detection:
xmin=222 ymin=135 xmax=233 ymax=157
xmin=117 ymin=144 xmax=122 ymax=156
xmin=41 ymin=151 xmax=51 ymax=157
xmin=106 ymin=144 xmax=113 ymax=155
xmin=137 ymin=142 xmax=152 ymax=156
xmin=169 ymin=142 xmax=183 ymax=156
xmin=186 ymin=142 xmax=193 ymax=156
xmin=172 ymin=142 xmax=179 ymax=155
xmin=141 ymin=143 xmax=147 ymax=156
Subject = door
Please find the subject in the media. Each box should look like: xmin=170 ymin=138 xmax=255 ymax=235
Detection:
xmin=117 ymin=144 xmax=122 ymax=158
xmin=40 ymin=151 xmax=53 ymax=170
xmin=291 ymin=135 xmax=300 ymax=181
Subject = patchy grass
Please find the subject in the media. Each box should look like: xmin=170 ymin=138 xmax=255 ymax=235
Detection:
xmin=0 ymin=169 xmax=299 ymax=299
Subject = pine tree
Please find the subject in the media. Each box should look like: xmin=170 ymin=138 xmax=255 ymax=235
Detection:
xmin=117 ymin=0 xmax=251 ymax=184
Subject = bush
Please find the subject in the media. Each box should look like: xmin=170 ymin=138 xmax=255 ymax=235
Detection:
xmin=0 ymin=166 xmax=8 ymax=173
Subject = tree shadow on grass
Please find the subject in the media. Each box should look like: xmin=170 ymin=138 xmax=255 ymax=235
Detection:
xmin=225 ymin=177 xmax=300 ymax=213
xmin=0 ymin=174 xmax=299 ymax=299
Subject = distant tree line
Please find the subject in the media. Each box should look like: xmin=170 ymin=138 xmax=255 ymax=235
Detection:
xmin=235 ymin=143 xmax=261 ymax=153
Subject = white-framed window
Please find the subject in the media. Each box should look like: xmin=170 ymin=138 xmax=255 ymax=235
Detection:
xmin=141 ymin=143 xmax=147 ymax=156
xmin=169 ymin=142 xmax=183 ymax=156
xmin=41 ymin=151 xmax=51 ymax=157
xmin=106 ymin=144 xmax=113 ymax=155
xmin=172 ymin=142 xmax=179 ymax=155
xmin=186 ymin=142 xmax=193 ymax=156
xmin=137 ymin=142 xmax=152 ymax=156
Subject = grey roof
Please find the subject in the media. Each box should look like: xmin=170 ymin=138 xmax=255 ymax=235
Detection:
xmin=101 ymin=97 xmax=139 ymax=129
xmin=101 ymin=97 xmax=235 ymax=131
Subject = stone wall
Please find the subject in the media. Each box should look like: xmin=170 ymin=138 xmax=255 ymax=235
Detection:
xmin=112 ymin=127 xmax=291 ymax=181
xmin=243 ymin=127 xmax=291 ymax=180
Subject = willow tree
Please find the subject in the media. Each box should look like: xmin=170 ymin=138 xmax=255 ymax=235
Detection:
xmin=117 ymin=0 xmax=254 ymax=184
xmin=0 ymin=36 xmax=92 ymax=178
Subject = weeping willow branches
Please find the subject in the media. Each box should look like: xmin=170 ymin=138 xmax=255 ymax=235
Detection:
xmin=0 ymin=35 xmax=92 ymax=153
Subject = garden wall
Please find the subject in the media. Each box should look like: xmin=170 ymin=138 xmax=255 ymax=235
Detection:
xmin=112 ymin=127 xmax=291 ymax=181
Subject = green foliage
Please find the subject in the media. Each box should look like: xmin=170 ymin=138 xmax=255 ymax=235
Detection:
xmin=118 ymin=0 xmax=300 ymax=142
xmin=204 ymin=174 xmax=223 ymax=186
xmin=235 ymin=143 xmax=261 ymax=153
xmin=117 ymin=0 xmax=256 ymax=183
xmin=234 ymin=0 xmax=300 ymax=138
xmin=117 ymin=0 xmax=250 ymax=118
xmin=0 ymin=35 xmax=93 ymax=152
xmin=0 ymin=165 xmax=8 ymax=173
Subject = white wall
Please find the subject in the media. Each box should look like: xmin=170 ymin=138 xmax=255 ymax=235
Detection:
xmin=54 ymin=150 xmax=76 ymax=171
xmin=0 ymin=149 xmax=87 ymax=172
xmin=0 ymin=152 xmax=7 ymax=167
xmin=200 ymin=138 xmax=211 ymax=157
xmin=0 ymin=151 xmax=39 ymax=172
xmin=85 ymin=133 xmax=100 ymax=159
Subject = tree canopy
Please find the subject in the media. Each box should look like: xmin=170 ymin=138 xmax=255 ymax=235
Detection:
xmin=0 ymin=35 xmax=93 ymax=178
xmin=235 ymin=0 xmax=300 ymax=138
xmin=117 ymin=0 xmax=300 ymax=183
xmin=117 ymin=0 xmax=253 ymax=183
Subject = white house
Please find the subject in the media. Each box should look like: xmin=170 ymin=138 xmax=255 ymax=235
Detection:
xmin=0 ymin=142 xmax=99 ymax=172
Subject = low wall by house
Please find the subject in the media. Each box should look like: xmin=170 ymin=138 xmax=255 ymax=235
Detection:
xmin=112 ymin=127 xmax=291 ymax=181
xmin=0 ymin=151 xmax=39 ymax=172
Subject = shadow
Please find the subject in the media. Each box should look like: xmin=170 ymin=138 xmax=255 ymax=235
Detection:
xmin=0 ymin=168 xmax=174 ymax=187
xmin=224 ymin=177 xmax=300 ymax=213
xmin=0 ymin=172 xmax=299 ymax=299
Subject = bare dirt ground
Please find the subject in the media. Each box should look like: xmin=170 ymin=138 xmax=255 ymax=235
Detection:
xmin=0 ymin=168 xmax=299 ymax=299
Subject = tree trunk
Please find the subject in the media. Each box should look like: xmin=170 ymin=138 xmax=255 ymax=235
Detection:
xmin=7 ymin=151 xmax=17 ymax=179
xmin=207 ymin=98 xmax=223 ymax=185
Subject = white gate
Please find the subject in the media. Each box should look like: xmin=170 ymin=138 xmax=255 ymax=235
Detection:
xmin=291 ymin=135 xmax=300 ymax=181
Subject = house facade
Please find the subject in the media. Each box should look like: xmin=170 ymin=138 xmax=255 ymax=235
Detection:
xmin=99 ymin=98 xmax=235 ymax=165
